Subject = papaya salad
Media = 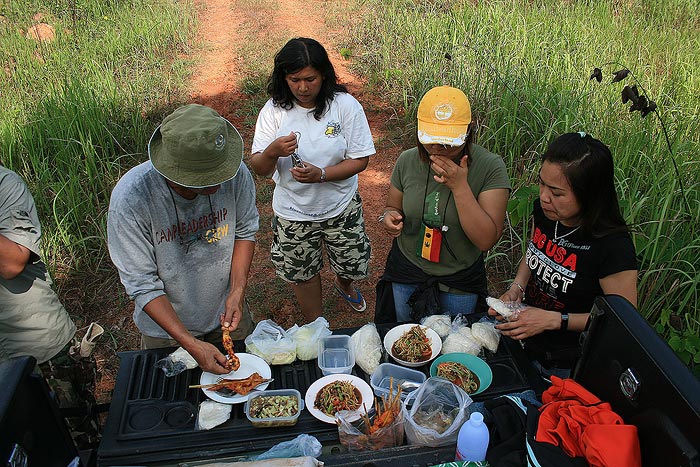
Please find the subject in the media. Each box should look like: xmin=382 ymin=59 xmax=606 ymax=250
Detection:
xmin=436 ymin=361 xmax=480 ymax=394
xmin=391 ymin=325 xmax=433 ymax=363
xmin=314 ymin=380 xmax=362 ymax=417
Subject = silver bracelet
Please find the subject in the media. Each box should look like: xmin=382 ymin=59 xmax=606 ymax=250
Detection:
xmin=512 ymin=281 xmax=525 ymax=296
xmin=378 ymin=208 xmax=401 ymax=222
xmin=319 ymin=167 xmax=326 ymax=183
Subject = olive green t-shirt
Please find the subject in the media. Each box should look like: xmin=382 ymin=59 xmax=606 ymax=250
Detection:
xmin=390 ymin=144 xmax=511 ymax=276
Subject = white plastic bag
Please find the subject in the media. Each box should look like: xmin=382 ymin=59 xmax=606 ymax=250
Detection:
xmin=245 ymin=320 xmax=297 ymax=364
xmin=441 ymin=332 xmax=481 ymax=356
xmin=350 ymin=323 xmax=383 ymax=374
xmin=486 ymin=296 xmax=524 ymax=321
xmin=288 ymin=317 xmax=332 ymax=361
xmin=196 ymin=400 xmax=232 ymax=430
xmin=253 ymin=433 xmax=322 ymax=460
xmin=402 ymin=377 xmax=471 ymax=447
xmin=441 ymin=315 xmax=480 ymax=355
xmin=471 ymin=317 xmax=501 ymax=353
xmin=154 ymin=346 xmax=198 ymax=376
xmin=421 ymin=315 xmax=451 ymax=339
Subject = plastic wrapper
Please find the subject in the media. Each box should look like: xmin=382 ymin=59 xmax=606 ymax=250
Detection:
xmin=196 ymin=400 xmax=232 ymax=430
xmin=486 ymin=296 xmax=525 ymax=321
xmin=471 ymin=318 xmax=501 ymax=353
xmin=350 ymin=323 xmax=383 ymax=374
xmin=402 ymin=377 xmax=471 ymax=447
xmin=288 ymin=317 xmax=332 ymax=361
xmin=253 ymin=433 xmax=322 ymax=460
xmin=245 ymin=320 xmax=296 ymax=365
xmin=441 ymin=332 xmax=481 ymax=356
xmin=154 ymin=346 xmax=198 ymax=377
xmin=337 ymin=404 xmax=405 ymax=451
xmin=441 ymin=318 xmax=481 ymax=355
xmin=421 ymin=315 xmax=452 ymax=339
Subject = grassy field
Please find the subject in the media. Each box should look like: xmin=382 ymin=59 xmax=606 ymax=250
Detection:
xmin=1 ymin=0 xmax=698 ymax=370
xmin=343 ymin=0 xmax=700 ymax=369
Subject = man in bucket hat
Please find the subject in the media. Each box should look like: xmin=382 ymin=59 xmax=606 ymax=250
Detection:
xmin=108 ymin=104 xmax=259 ymax=374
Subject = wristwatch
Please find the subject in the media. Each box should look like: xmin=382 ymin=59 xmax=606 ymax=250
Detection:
xmin=560 ymin=313 xmax=569 ymax=332
xmin=319 ymin=167 xmax=326 ymax=183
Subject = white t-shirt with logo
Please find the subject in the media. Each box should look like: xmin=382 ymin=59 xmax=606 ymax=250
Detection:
xmin=252 ymin=92 xmax=375 ymax=221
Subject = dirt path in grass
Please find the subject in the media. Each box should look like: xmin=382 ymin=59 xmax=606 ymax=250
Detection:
xmin=186 ymin=0 xmax=402 ymax=330
xmin=89 ymin=0 xmax=402 ymax=406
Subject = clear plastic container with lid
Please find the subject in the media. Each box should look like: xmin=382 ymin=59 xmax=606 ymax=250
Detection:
xmin=370 ymin=362 xmax=426 ymax=401
xmin=244 ymin=388 xmax=303 ymax=427
xmin=318 ymin=335 xmax=355 ymax=375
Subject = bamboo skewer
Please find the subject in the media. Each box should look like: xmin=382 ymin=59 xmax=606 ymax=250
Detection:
xmin=188 ymin=378 xmax=273 ymax=390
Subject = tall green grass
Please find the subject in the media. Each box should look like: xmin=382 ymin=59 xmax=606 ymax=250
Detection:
xmin=0 ymin=0 xmax=195 ymax=271
xmin=346 ymin=0 xmax=700 ymax=364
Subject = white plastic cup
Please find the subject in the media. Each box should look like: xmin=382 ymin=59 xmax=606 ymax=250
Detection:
xmin=455 ymin=411 xmax=490 ymax=462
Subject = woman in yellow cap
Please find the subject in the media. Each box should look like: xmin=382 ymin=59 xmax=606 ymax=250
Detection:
xmin=376 ymin=86 xmax=511 ymax=323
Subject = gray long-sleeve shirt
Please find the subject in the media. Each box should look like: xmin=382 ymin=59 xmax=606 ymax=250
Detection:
xmin=107 ymin=161 xmax=259 ymax=339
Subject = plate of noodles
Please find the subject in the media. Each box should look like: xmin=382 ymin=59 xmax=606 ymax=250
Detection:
xmin=304 ymin=374 xmax=374 ymax=424
xmin=383 ymin=324 xmax=442 ymax=368
xmin=429 ymin=353 xmax=493 ymax=395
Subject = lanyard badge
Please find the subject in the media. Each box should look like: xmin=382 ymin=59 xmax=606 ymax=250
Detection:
xmin=419 ymin=222 xmax=443 ymax=262
xmin=417 ymin=191 xmax=445 ymax=262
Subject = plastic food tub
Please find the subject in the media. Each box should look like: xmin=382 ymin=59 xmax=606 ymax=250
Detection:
xmin=318 ymin=335 xmax=355 ymax=376
xmin=244 ymin=389 xmax=303 ymax=427
xmin=370 ymin=363 xmax=426 ymax=401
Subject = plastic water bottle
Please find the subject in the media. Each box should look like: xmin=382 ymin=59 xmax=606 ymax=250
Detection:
xmin=455 ymin=411 xmax=490 ymax=462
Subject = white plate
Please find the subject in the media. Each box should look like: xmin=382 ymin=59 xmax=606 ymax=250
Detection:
xmin=199 ymin=353 xmax=272 ymax=404
xmin=304 ymin=374 xmax=374 ymax=424
xmin=383 ymin=323 xmax=442 ymax=368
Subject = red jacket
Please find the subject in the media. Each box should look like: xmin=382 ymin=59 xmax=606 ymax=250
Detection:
xmin=537 ymin=376 xmax=642 ymax=467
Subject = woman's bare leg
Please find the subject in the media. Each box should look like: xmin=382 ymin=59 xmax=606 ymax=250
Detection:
xmin=292 ymin=274 xmax=323 ymax=322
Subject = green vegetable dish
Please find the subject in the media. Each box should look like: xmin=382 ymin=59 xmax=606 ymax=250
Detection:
xmin=249 ymin=395 xmax=299 ymax=419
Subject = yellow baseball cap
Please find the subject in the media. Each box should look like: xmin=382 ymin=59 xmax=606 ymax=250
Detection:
xmin=417 ymin=86 xmax=472 ymax=146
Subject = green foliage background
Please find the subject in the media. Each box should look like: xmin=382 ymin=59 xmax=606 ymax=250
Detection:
xmin=343 ymin=0 xmax=700 ymax=370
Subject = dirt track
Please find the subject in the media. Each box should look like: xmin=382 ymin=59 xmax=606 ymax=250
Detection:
xmin=185 ymin=0 xmax=402 ymax=329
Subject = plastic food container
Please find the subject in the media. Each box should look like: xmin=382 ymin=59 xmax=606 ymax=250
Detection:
xmin=244 ymin=389 xmax=303 ymax=427
xmin=318 ymin=335 xmax=355 ymax=376
xmin=370 ymin=363 xmax=426 ymax=401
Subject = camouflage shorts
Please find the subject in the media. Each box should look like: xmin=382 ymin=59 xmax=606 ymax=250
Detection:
xmin=271 ymin=192 xmax=371 ymax=283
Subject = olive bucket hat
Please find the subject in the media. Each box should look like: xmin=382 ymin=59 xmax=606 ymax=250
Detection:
xmin=148 ymin=104 xmax=243 ymax=188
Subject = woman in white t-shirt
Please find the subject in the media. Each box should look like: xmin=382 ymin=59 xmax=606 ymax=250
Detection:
xmin=251 ymin=37 xmax=376 ymax=322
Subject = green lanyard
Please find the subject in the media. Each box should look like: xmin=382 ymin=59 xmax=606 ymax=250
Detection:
xmin=420 ymin=168 xmax=457 ymax=259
